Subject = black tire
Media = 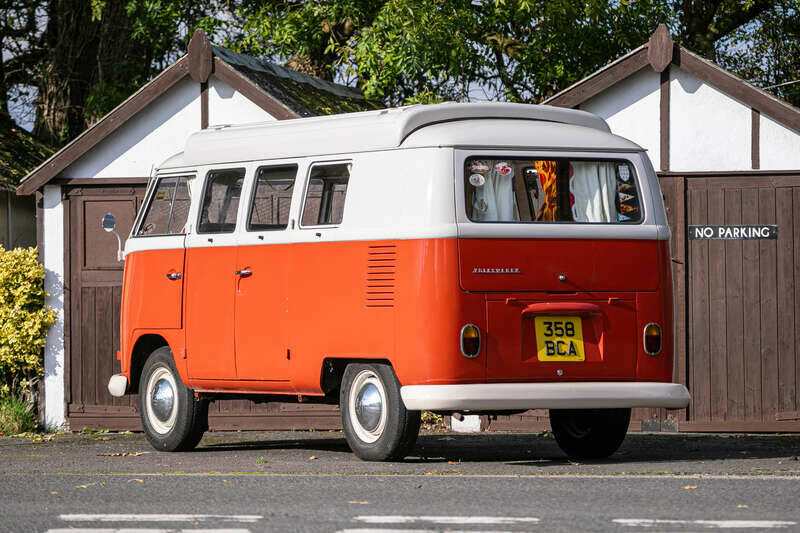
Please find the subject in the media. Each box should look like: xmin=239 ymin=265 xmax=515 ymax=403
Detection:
xmin=340 ymin=363 xmax=421 ymax=461
xmin=549 ymin=408 xmax=631 ymax=459
xmin=138 ymin=346 xmax=208 ymax=452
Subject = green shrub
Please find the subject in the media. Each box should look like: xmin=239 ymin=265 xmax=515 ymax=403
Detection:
xmin=0 ymin=246 xmax=56 ymax=400
xmin=0 ymin=393 xmax=37 ymax=434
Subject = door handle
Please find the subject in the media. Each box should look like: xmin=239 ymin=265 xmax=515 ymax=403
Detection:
xmin=235 ymin=270 xmax=252 ymax=277
xmin=165 ymin=272 xmax=182 ymax=280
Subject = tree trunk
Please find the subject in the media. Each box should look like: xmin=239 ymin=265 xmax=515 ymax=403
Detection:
xmin=32 ymin=0 xmax=144 ymax=146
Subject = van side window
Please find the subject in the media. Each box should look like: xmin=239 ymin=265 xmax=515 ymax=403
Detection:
xmin=301 ymin=163 xmax=350 ymax=226
xmin=198 ymin=168 xmax=245 ymax=234
xmin=136 ymin=175 xmax=194 ymax=236
xmin=247 ymin=165 xmax=297 ymax=231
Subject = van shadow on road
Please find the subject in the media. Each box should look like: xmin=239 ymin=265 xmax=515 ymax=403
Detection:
xmin=199 ymin=431 xmax=800 ymax=466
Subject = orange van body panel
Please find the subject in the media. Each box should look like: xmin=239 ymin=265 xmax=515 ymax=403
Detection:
xmin=184 ymin=245 xmax=237 ymax=380
xmin=286 ymin=238 xmax=485 ymax=392
xmin=234 ymin=244 xmax=290 ymax=381
xmin=121 ymin=248 xmax=184 ymax=331
xmin=120 ymin=237 xmax=674 ymax=394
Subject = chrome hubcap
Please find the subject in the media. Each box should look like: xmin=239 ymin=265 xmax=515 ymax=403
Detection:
xmin=348 ymin=369 xmax=388 ymax=443
xmin=151 ymin=378 xmax=175 ymax=422
xmin=145 ymin=365 xmax=178 ymax=435
xmin=355 ymin=383 xmax=383 ymax=432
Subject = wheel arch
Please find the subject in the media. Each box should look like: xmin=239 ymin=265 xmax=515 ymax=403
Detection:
xmin=320 ymin=357 xmax=393 ymax=399
xmin=129 ymin=334 xmax=171 ymax=393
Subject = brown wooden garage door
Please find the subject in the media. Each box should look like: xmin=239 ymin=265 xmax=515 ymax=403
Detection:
xmin=64 ymin=182 xmax=340 ymax=431
xmin=682 ymin=174 xmax=800 ymax=431
xmin=487 ymin=172 xmax=800 ymax=433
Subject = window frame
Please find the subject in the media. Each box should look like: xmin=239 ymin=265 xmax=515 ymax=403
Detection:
xmin=298 ymin=160 xmax=352 ymax=229
xmin=246 ymin=164 xmax=299 ymax=232
xmin=463 ymin=155 xmax=646 ymax=226
xmin=133 ymin=172 xmax=196 ymax=238
xmin=196 ymin=167 xmax=247 ymax=235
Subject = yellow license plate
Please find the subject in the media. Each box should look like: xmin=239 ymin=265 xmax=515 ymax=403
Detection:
xmin=535 ymin=316 xmax=585 ymax=362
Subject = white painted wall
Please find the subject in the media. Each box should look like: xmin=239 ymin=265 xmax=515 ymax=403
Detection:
xmin=760 ymin=113 xmax=800 ymax=170
xmin=208 ymin=77 xmax=274 ymax=126
xmin=42 ymin=185 xmax=65 ymax=430
xmin=670 ymin=69 xmax=751 ymax=171
xmin=64 ymin=78 xmax=202 ymax=178
xmin=582 ymin=68 xmax=661 ymax=170
xmin=451 ymin=415 xmax=481 ymax=433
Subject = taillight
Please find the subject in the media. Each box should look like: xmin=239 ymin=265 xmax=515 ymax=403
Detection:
xmin=460 ymin=324 xmax=481 ymax=358
xmin=644 ymin=323 xmax=662 ymax=355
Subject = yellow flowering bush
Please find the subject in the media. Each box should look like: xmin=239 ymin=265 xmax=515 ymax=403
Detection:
xmin=0 ymin=246 xmax=56 ymax=396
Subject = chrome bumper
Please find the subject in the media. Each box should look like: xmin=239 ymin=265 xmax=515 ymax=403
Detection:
xmin=107 ymin=374 xmax=128 ymax=397
xmin=400 ymin=382 xmax=690 ymax=411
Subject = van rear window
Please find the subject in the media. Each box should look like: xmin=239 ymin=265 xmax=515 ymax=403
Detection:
xmin=465 ymin=158 xmax=641 ymax=223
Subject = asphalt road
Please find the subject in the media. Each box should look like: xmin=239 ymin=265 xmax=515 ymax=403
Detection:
xmin=1 ymin=430 xmax=799 ymax=533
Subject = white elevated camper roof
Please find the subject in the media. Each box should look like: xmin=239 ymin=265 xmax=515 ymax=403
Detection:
xmin=159 ymin=102 xmax=643 ymax=170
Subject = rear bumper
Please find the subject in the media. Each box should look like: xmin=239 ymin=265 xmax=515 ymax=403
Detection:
xmin=400 ymin=382 xmax=690 ymax=411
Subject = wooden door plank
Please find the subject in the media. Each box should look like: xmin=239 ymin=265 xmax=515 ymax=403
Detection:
xmin=688 ymin=186 xmax=711 ymax=422
xmin=758 ymin=187 xmax=779 ymax=421
xmin=659 ymin=176 xmax=688 ymax=425
xmin=707 ymin=186 xmax=727 ymax=421
xmin=724 ymin=188 xmax=744 ymax=420
xmin=80 ymin=287 xmax=96 ymax=409
xmin=95 ymin=286 xmax=114 ymax=407
xmin=775 ymin=188 xmax=796 ymax=414
xmin=741 ymin=188 xmax=762 ymax=420
xmin=795 ymin=188 xmax=800 ymax=415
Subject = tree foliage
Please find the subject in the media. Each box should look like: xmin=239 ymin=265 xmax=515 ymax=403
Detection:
xmin=231 ymin=1 xmax=672 ymax=104
xmin=230 ymin=0 xmax=800 ymax=106
xmin=715 ymin=0 xmax=800 ymax=106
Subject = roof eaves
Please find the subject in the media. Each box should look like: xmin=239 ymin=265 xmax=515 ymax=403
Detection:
xmin=16 ymin=56 xmax=191 ymax=196
xmin=212 ymin=57 xmax=302 ymax=120
xmin=676 ymin=47 xmax=800 ymax=133
xmin=545 ymin=44 xmax=649 ymax=108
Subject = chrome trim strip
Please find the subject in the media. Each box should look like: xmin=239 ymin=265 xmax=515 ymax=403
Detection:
xmin=400 ymin=382 xmax=690 ymax=410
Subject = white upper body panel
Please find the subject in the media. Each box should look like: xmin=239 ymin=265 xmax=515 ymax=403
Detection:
xmin=162 ymin=102 xmax=615 ymax=170
xmin=127 ymin=104 xmax=666 ymax=255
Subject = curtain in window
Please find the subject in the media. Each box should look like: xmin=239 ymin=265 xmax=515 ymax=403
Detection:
xmin=534 ymin=160 xmax=558 ymax=221
xmin=471 ymin=162 xmax=519 ymax=222
xmin=569 ymin=162 xmax=617 ymax=223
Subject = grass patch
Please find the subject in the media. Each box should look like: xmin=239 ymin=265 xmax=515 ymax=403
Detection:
xmin=0 ymin=394 xmax=37 ymax=435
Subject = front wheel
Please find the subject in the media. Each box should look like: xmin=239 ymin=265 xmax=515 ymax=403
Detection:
xmin=340 ymin=363 xmax=421 ymax=461
xmin=138 ymin=346 xmax=208 ymax=452
xmin=549 ymin=408 xmax=631 ymax=459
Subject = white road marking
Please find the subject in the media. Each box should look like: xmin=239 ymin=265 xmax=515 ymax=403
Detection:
xmin=60 ymin=515 xmax=262 ymax=523
xmin=614 ymin=519 xmax=797 ymax=528
xmin=354 ymin=515 xmax=540 ymax=525
xmin=47 ymin=530 xmax=251 ymax=533
xmin=337 ymin=529 xmax=440 ymax=533
xmin=338 ymin=530 xmax=524 ymax=533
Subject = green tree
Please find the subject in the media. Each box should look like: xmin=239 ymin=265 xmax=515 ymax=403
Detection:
xmin=1 ymin=0 xmax=221 ymax=146
xmin=715 ymin=0 xmax=800 ymax=106
xmin=232 ymin=0 xmax=673 ymax=104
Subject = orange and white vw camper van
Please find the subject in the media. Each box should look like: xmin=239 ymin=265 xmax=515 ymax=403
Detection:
xmin=107 ymin=103 xmax=689 ymax=461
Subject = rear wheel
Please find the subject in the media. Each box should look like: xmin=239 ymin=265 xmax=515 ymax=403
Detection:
xmin=138 ymin=346 xmax=208 ymax=452
xmin=549 ymin=408 xmax=631 ymax=459
xmin=340 ymin=363 xmax=421 ymax=461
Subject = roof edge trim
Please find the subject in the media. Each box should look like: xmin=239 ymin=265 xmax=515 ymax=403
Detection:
xmin=16 ymin=57 xmax=191 ymax=196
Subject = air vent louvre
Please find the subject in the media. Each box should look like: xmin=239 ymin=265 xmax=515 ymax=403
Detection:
xmin=366 ymin=244 xmax=396 ymax=308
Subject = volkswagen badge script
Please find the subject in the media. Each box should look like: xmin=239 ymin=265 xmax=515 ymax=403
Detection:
xmin=473 ymin=267 xmax=521 ymax=274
